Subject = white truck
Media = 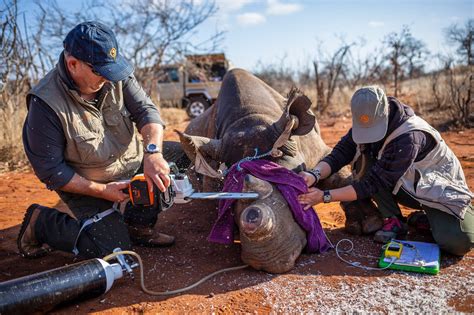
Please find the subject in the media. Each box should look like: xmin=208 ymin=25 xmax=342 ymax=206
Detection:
xmin=157 ymin=54 xmax=229 ymax=118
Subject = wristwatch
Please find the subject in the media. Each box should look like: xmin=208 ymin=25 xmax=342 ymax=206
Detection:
xmin=307 ymin=168 xmax=321 ymax=184
xmin=144 ymin=143 xmax=161 ymax=154
xmin=323 ymin=190 xmax=332 ymax=203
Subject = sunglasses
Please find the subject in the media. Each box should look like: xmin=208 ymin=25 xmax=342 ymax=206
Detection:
xmin=84 ymin=62 xmax=101 ymax=76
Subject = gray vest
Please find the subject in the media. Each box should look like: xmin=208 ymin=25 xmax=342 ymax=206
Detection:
xmin=28 ymin=63 xmax=143 ymax=183
xmin=377 ymin=115 xmax=473 ymax=219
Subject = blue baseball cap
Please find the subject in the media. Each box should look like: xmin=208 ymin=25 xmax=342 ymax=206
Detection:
xmin=63 ymin=21 xmax=134 ymax=82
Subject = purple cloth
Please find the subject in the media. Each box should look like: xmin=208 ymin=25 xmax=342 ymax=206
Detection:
xmin=207 ymin=159 xmax=330 ymax=253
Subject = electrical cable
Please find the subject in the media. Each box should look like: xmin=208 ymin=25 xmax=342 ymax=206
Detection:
xmin=102 ymin=250 xmax=248 ymax=296
xmin=335 ymin=238 xmax=396 ymax=271
xmin=323 ymin=231 xmax=397 ymax=271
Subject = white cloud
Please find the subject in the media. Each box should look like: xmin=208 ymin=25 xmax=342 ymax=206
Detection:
xmin=237 ymin=12 xmax=266 ymax=26
xmin=368 ymin=21 xmax=384 ymax=28
xmin=216 ymin=0 xmax=255 ymax=13
xmin=266 ymin=0 xmax=302 ymax=16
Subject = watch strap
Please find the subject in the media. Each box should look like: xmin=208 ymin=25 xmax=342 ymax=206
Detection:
xmin=144 ymin=143 xmax=161 ymax=154
xmin=323 ymin=190 xmax=331 ymax=203
xmin=307 ymin=169 xmax=321 ymax=185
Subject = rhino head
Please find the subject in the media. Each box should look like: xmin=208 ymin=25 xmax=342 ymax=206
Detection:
xmin=235 ymin=174 xmax=307 ymax=273
xmin=176 ymin=69 xmax=353 ymax=273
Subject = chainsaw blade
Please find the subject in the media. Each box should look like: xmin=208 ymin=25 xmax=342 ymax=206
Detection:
xmin=185 ymin=192 xmax=259 ymax=200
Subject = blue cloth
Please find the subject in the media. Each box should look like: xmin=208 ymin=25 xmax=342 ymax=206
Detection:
xmin=208 ymin=159 xmax=330 ymax=253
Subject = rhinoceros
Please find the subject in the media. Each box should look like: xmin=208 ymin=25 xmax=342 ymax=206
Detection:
xmin=177 ymin=68 xmax=380 ymax=273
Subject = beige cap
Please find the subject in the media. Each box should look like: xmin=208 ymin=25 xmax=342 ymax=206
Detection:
xmin=351 ymin=86 xmax=389 ymax=144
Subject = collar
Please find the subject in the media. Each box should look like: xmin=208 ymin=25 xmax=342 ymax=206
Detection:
xmin=57 ymin=51 xmax=79 ymax=91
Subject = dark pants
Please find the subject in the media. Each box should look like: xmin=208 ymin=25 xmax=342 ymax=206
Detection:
xmin=33 ymin=141 xmax=191 ymax=258
xmin=359 ymin=154 xmax=474 ymax=256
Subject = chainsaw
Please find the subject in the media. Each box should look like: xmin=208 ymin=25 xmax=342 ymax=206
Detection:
xmin=127 ymin=163 xmax=259 ymax=208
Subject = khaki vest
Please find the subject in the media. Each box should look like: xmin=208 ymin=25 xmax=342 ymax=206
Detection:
xmin=28 ymin=63 xmax=143 ymax=183
xmin=376 ymin=115 xmax=473 ymax=219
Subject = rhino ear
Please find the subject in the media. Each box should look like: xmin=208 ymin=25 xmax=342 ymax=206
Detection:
xmin=284 ymin=88 xmax=315 ymax=136
xmin=243 ymin=174 xmax=273 ymax=199
xmin=176 ymin=131 xmax=222 ymax=161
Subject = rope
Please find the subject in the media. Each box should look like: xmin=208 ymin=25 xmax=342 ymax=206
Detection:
xmin=102 ymin=250 xmax=248 ymax=296
xmin=235 ymin=148 xmax=273 ymax=171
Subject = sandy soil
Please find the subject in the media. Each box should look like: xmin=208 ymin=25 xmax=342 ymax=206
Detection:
xmin=0 ymin=110 xmax=472 ymax=313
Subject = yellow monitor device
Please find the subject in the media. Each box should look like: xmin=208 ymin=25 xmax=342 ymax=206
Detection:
xmin=384 ymin=241 xmax=403 ymax=259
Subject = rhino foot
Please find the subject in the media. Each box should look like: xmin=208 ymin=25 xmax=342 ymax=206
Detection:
xmin=340 ymin=201 xmax=364 ymax=236
xmin=344 ymin=221 xmax=363 ymax=236
xmin=340 ymin=200 xmax=383 ymax=235
xmin=362 ymin=215 xmax=383 ymax=234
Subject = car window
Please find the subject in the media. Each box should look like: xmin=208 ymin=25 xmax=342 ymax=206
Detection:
xmin=158 ymin=68 xmax=180 ymax=83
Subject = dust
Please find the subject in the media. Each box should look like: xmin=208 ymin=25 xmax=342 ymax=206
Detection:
xmin=0 ymin=111 xmax=472 ymax=313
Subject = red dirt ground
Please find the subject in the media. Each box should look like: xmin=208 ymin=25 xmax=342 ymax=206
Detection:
xmin=0 ymin=113 xmax=472 ymax=313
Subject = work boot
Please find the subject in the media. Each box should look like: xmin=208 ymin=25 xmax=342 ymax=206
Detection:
xmin=17 ymin=204 xmax=49 ymax=258
xmin=128 ymin=226 xmax=175 ymax=247
xmin=373 ymin=217 xmax=408 ymax=244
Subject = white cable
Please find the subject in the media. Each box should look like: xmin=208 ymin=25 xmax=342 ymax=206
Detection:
xmin=322 ymin=230 xmax=397 ymax=271
xmin=103 ymin=250 xmax=248 ymax=296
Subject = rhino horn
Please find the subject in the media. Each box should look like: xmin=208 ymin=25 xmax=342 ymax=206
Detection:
xmin=240 ymin=204 xmax=274 ymax=237
xmin=176 ymin=130 xmax=222 ymax=161
xmin=243 ymin=174 xmax=273 ymax=199
xmin=274 ymin=88 xmax=315 ymax=136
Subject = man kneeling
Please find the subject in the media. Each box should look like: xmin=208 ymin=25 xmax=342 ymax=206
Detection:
xmin=19 ymin=21 xmax=174 ymax=259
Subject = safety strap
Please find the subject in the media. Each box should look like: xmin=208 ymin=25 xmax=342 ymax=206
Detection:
xmin=71 ymin=202 xmax=119 ymax=255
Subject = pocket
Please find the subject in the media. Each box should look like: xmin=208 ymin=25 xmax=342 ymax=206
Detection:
xmin=73 ymin=132 xmax=101 ymax=163
xmin=103 ymin=107 xmax=134 ymax=137
xmin=103 ymin=111 xmax=121 ymax=126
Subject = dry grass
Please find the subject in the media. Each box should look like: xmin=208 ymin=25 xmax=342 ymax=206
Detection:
xmin=0 ymin=94 xmax=28 ymax=170
xmin=160 ymin=107 xmax=190 ymax=125
xmin=0 ymin=73 xmax=468 ymax=170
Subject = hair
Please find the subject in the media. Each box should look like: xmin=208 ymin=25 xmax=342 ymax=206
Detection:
xmin=63 ymin=49 xmax=73 ymax=60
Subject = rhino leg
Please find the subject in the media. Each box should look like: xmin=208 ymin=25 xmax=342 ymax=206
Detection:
xmin=358 ymin=198 xmax=383 ymax=234
xmin=316 ymin=164 xmax=383 ymax=235
xmin=340 ymin=201 xmax=364 ymax=235
xmin=340 ymin=199 xmax=383 ymax=235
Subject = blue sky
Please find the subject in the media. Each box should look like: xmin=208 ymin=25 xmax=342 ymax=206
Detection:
xmin=207 ymin=0 xmax=473 ymax=70
xmin=19 ymin=0 xmax=473 ymax=71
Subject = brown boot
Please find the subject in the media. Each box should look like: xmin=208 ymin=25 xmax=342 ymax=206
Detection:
xmin=128 ymin=226 xmax=175 ymax=247
xmin=17 ymin=204 xmax=49 ymax=258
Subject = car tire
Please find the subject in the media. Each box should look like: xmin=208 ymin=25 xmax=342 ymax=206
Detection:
xmin=186 ymin=96 xmax=209 ymax=118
